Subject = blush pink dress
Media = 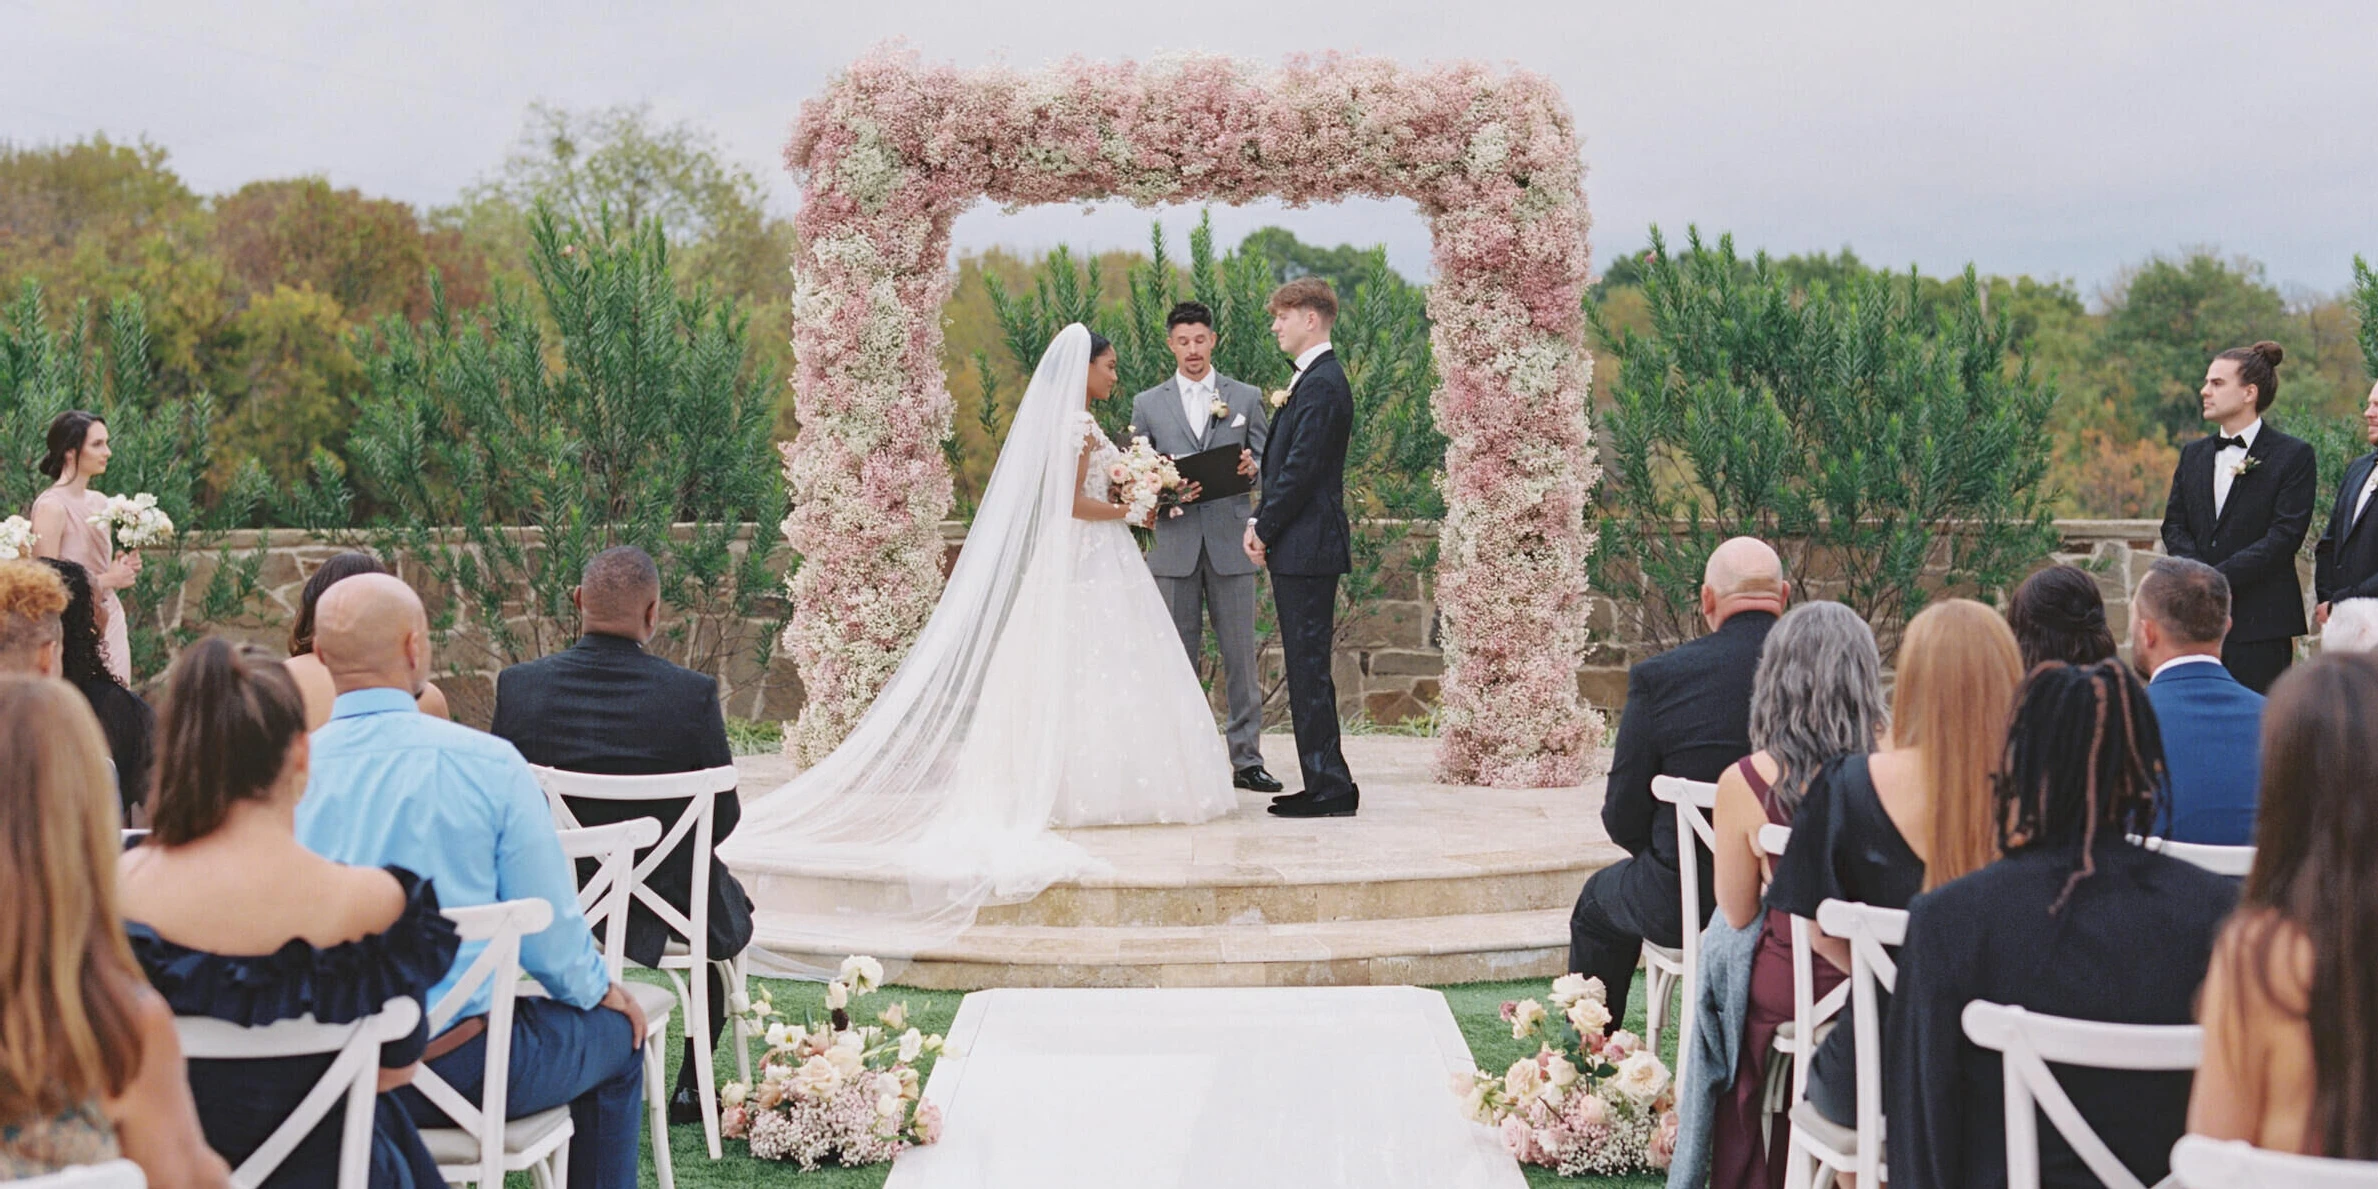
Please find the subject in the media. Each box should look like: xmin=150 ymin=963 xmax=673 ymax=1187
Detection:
xmin=32 ymin=486 xmax=132 ymax=683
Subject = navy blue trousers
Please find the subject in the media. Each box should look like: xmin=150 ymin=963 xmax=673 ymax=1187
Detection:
xmin=396 ymin=998 xmax=644 ymax=1188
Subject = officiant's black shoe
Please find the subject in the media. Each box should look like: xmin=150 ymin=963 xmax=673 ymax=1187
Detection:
xmin=1234 ymin=765 xmax=1284 ymax=793
xmin=1269 ymin=789 xmax=1357 ymax=818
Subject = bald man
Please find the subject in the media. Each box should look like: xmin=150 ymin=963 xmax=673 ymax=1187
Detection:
xmin=1568 ymin=537 xmax=1787 ymax=1026
xmin=294 ymin=574 xmax=649 ymax=1189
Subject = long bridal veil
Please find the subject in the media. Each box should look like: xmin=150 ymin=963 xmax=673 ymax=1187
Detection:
xmin=719 ymin=323 xmax=1103 ymax=974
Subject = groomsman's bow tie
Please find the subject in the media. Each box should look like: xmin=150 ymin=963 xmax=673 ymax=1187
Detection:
xmin=2216 ymin=435 xmax=2251 ymax=451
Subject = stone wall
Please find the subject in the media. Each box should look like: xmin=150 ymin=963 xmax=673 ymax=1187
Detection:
xmin=163 ymin=519 xmax=2234 ymax=730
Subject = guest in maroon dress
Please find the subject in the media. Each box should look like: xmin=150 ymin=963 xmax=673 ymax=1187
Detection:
xmin=1708 ymin=601 xmax=1887 ymax=1189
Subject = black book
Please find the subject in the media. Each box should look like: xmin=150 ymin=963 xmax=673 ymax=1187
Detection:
xmin=1169 ymin=444 xmax=1253 ymax=505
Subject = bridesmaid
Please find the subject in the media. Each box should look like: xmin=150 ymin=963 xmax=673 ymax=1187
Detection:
xmin=30 ymin=411 xmax=138 ymax=684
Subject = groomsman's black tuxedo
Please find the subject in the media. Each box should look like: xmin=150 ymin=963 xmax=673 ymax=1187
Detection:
xmin=2160 ymin=423 xmax=2317 ymax=693
xmin=2315 ymin=450 xmax=2378 ymax=608
xmin=1256 ymin=347 xmax=1357 ymax=813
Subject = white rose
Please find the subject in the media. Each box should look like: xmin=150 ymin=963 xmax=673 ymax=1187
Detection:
xmin=1544 ymin=1054 xmax=1580 ymax=1090
xmin=1566 ymin=996 xmax=1612 ymax=1038
xmin=792 ymin=1055 xmax=843 ymax=1100
xmin=841 ymin=955 xmax=885 ymax=995
xmin=720 ymin=1081 xmax=748 ymax=1107
xmin=879 ymin=1002 xmax=908 ymax=1031
xmin=898 ymin=1028 xmax=925 ymax=1063
xmin=825 ymin=980 xmax=849 ymax=1011
xmin=827 ymin=1033 xmax=866 ymax=1077
xmin=1510 ymin=998 xmax=1547 ymax=1040
xmin=1548 ymin=973 xmax=1592 ymax=1008
xmin=1612 ymin=1051 xmax=1671 ymax=1105
xmin=1502 ymin=1058 xmax=1545 ymax=1103
xmin=1457 ymin=1079 xmax=1491 ymax=1123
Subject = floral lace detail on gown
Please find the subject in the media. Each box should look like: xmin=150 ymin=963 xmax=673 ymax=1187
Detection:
xmin=0 ymin=1100 xmax=120 ymax=1176
xmin=1077 ymin=411 xmax=1122 ymax=501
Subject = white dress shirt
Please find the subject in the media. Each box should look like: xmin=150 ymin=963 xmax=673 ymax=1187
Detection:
xmin=2150 ymin=653 xmax=2225 ymax=681
xmin=2354 ymin=459 xmax=2378 ymax=526
xmin=1291 ymin=340 xmax=1333 ymax=382
xmin=2211 ymin=418 xmax=2261 ymax=518
xmin=1177 ymin=370 xmax=1216 ymax=438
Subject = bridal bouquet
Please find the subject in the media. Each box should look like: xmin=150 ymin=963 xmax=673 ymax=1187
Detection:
xmin=1455 ymin=974 xmax=1680 ymax=1176
xmin=719 ymin=956 xmax=951 ymax=1170
xmin=0 ymin=516 xmax=36 ymax=560
xmin=1107 ymin=436 xmax=1189 ymax=528
xmin=88 ymin=492 xmax=174 ymax=551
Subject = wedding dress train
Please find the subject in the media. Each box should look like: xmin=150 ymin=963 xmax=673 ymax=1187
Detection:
xmin=719 ymin=324 xmax=1234 ymax=971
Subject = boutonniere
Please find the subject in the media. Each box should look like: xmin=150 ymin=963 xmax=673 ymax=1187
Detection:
xmin=2230 ymin=455 xmax=2262 ymax=479
xmin=1209 ymin=396 xmax=1231 ymax=421
xmin=1267 ymin=388 xmax=1290 ymax=410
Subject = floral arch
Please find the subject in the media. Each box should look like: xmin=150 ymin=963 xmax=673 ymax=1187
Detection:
xmin=781 ymin=48 xmax=1602 ymax=786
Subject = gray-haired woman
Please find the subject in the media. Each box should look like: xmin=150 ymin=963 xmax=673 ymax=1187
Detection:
xmin=1706 ymin=600 xmax=1886 ymax=1189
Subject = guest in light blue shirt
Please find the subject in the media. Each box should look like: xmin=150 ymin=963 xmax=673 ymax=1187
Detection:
xmin=294 ymin=573 xmax=646 ymax=1188
xmin=2132 ymin=558 xmax=2263 ymax=846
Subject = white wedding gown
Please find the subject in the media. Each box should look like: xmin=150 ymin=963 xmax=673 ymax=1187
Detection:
xmin=719 ymin=324 xmax=1234 ymax=971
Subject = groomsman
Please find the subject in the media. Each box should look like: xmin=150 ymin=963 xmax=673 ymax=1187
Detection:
xmin=1129 ymin=301 xmax=1282 ymax=793
xmin=2158 ymin=341 xmax=2316 ymax=694
xmin=2314 ymin=381 xmax=2378 ymax=624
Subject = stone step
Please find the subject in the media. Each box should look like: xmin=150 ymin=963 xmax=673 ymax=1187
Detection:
xmin=881 ymin=908 xmax=1571 ymax=990
xmin=974 ymin=863 xmax=1593 ymax=927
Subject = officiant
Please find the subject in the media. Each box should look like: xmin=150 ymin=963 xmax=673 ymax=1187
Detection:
xmin=1130 ymin=301 xmax=1282 ymax=794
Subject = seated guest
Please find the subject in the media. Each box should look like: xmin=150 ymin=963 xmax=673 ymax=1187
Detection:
xmin=0 ymin=557 xmax=68 ymax=677
xmin=2133 ymin=557 xmax=2262 ymax=845
xmin=283 ymin=552 xmax=449 ymax=730
xmin=120 ymin=639 xmax=458 ymax=1187
xmin=2006 ymin=564 xmax=2117 ymax=670
xmin=40 ymin=560 xmax=156 ymax=822
xmin=1573 ymin=536 xmax=1787 ymax=1026
xmin=1708 ymin=601 xmax=1884 ymax=1189
xmin=1888 ymin=661 xmax=2239 ymax=1189
xmin=491 ymin=545 xmax=753 ymax=1123
xmin=1768 ymin=599 xmax=2023 ymax=1133
xmin=2322 ymin=598 xmax=2378 ymax=653
xmin=2189 ymin=652 xmax=2378 ymax=1156
xmin=0 ymin=675 xmax=228 ymax=1186
xmin=293 ymin=575 xmax=646 ymax=1189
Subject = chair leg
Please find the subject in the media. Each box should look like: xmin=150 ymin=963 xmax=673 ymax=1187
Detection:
xmin=690 ymin=967 xmax=722 ymax=1160
xmin=724 ymin=956 xmax=752 ymax=1084
xmin=646 ymin=1024 xmax=675 ymax=1189
xmin=1645 ymin=964 xmax=1676 ymax=1048
xmin=548 ymin=1133 xmax=570 ymax=1189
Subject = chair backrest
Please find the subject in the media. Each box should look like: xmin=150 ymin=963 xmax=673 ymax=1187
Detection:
xmin=1757 ymin=823 xmax=1790 ymax=859
xmin=2135 ymin=835 xmax=2256 ymax=877
xmin=1815 ymin=899 xmax=1908 ymax=1185
xmin=1651 ymin=775 xmax=1720 ymax=1094
xmin=555 ymin=819 xmax=664 ymax=980
xmin=533 ymin=765 xmax=739 ymax=966
xmin=413 ymin=898 xmax=554 ymax=1189
xmin=1961 ymin=1000 xmax=2204 ymax=1189
xmin=11 ymin=1161 xmax=146 ymax=1188
xmin=2169 ymin=1135 xmax=2378 ymax=1188
xmin=175 ymin=998 xmax=422 ymax=1189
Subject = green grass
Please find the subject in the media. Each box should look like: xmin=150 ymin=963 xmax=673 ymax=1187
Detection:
xmin=722 ymin=718 xmax=783 ymax=758
xmin=608 ymin=972 xmax=1676 ymax=1188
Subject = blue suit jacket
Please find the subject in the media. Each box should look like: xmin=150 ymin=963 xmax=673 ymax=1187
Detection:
xmin=2145 ymin=660 xmax=2264 ymax=846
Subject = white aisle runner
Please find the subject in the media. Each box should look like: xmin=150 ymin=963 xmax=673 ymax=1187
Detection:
xmin=885 ymin=986 xmax=1525 ymax=1189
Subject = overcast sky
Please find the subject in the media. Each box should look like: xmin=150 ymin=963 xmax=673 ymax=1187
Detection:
xmin=6 ymin=0 xmax=2374 ymax=297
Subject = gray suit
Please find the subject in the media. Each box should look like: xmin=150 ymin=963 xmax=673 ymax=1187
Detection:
xmin=1128 ymin=372 xmax=1270 ymax=769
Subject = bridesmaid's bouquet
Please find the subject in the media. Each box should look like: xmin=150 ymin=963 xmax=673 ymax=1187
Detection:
xmin=0 ymin=515 xmax=37 ymax=560
xmin=719 ymin=956 xmax=950 ymax=1170
xmin=1108 ymin=437 xmax=1189 ymax=528
xmin=1455 ymin=974 xmax=1680 ymax=1177
xmin=89 ymin=492 xmax=175 ymax=550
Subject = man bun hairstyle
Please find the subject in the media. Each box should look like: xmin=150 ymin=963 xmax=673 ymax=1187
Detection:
xmin=1266 ymin=277 xmax=1338 ymax=325
xmin=38 ymin=410 xmax=104 ymax=480
xmin=2137 ymin=556 xmax=2230 ymax=646
xmin=2217 ymin=340 xmax=2287 ymax=412
xmin=1165 ymin=301 xmax=1217 ymax=336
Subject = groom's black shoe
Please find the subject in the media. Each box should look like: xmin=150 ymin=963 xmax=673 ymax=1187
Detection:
xmin=1269 ymin=788 xmax=1358 ymax=818
xmin=1234 ymin=765 xmax=1284 ymax=793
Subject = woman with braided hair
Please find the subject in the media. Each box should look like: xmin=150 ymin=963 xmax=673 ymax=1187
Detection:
xmin=1885 ymin=660 xmax=2240 ymax=1189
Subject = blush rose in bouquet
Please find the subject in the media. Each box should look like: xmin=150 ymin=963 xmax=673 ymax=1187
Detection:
xmin=1108 ymin=436 xmax=1193 ymax=528
xmin=1454 ymin=973 xmax=1680 ymax=1176
xmin=718 ymin=955 xmax=952 ymax=1170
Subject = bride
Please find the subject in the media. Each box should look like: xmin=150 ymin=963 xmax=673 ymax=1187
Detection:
xmin=720 ymin=324 xmax=1236 ymax=964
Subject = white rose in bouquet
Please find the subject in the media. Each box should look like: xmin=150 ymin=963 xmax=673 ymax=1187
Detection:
xmin=792 ymin=1055 xmax=844 ymax=1100
xmin=1565 ymin=995 xmax=1612 ymax=1039
xmin=1547 ymin=973 xmax=1595 ymax=1008
xmin=0 ymin=516 xmax=36 ymax=561
xmin=88 ymin=492 xmax=173 ymax=551
xmin=1611 ymin=1050 xmax=1671 ymax=1105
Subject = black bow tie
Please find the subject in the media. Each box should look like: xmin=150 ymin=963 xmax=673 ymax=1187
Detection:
xmin=2216 ymin=435 xmax=2252 ymax=452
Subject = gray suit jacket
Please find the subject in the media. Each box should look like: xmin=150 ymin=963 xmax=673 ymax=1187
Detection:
xmin=1128 ymin=373 xmax=1269 ymax=578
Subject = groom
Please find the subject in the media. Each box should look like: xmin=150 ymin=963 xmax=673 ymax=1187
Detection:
xmin=1245 ymin=278 xmax=1359 ymax=818
xmin=1129 ymin=301 xmax=1284 ymax=795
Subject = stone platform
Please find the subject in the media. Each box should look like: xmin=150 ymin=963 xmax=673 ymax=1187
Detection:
xmin=731 ymin=736 xmax=1619 ymax=989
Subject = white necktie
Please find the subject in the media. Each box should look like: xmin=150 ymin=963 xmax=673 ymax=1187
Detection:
xmin=2357 ymin=466 xmax=2378 ymax=526
xmin=1183 ymin=379 xmax=1209 ymax=437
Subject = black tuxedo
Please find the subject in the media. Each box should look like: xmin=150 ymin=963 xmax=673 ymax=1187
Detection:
xmin=2315 ymin=450 xmax=2378 ymax=606
xmin=1569 ymin=610 xmax=1773 ymax=1025
xmin=1256 ymin=348 xmax=1357 ymax=804
xmin=490 ymin=633 xmax=752 ymax=969
xmin=2160 ymin=425 xmax=2315 ymax=692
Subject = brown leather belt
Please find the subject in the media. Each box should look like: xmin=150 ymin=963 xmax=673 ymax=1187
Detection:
xmin=421 ymin=1016 xmax=487 ymax=1062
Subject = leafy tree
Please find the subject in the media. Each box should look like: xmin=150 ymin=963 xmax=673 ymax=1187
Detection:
xmin=212 ymin=177 xmax=489 ymax=322
xmin=212 ymin=283 xmax=365 ymax=488
xmin=1590 ymin=226 xmax=2060 ymax=654
xmin=342 ymin=206 xmax=787 ymax=712
xmin=2100 ymin=252 xmax=2296 ymax=439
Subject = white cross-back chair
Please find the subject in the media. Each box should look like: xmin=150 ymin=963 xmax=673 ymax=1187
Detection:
xmin=413 ymin=898 xmax=570 ymax=1188
xmin=532 ymin=764 xmax=748 ymax=1161
xmin=2169 ymin=1135 xmax=2378 ymax=1188
xmin=555 ymin=819 xmax=677 ymax=1189
xmin=1961 ymin=1000 xmax=2203 ymax=1189
xmin=1647 ymin=775 xmax=1719 ymax=1088
xmin=1782 ymin=900 xmax=1907 ymax=1189
xmin=11 ymin=1161 xmax=145 ymax=1187
xmin=2134 ymin=836 xmax=2256 ymax=878
xmin=1756 ymin=824 xmax=1849 ymax=1165
xmin=175 ymin=997 xmax=422 ymax=1188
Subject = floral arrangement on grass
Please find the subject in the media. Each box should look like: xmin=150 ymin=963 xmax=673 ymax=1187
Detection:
xmin=88 ymin=492 xmax=174 ymax=551
xmin=0 ymin=516 xmax=36 ymax=560
xmin=778 ymin=46 xmax=1600 ymax=783
xmin=1456 ymin=974 xmax=1680 ymax=1177
xmin=720 ymin=956 xmax=951 ymax=1170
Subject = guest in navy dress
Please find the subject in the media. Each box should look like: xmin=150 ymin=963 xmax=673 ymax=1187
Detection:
xmin=119 ymin=638 xmax=457 ymax=1187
